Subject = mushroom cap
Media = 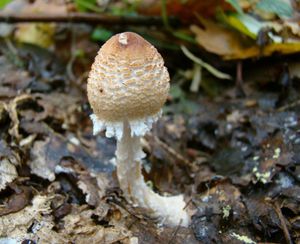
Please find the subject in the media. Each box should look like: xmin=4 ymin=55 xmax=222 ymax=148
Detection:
xmin=87 ymin=32 xmax=170 ymax=122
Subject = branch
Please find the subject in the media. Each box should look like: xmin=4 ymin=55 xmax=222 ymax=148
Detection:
xmin=0 ymin=12 xmax=178 ymax=26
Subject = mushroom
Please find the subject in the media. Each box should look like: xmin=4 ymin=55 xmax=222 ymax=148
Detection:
xmin=87 ymin=32 xmax=189 ymax=227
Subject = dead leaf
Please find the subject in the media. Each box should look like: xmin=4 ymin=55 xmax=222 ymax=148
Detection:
xmin=0 ymin=102 xmax=8 ymax=127
xmin=29 ymin=134 xmax=113 ymax=182
xmin=12 ymin=0 xmax=67 ymax=48
xmin=62 ymin=206 xmax=132 ymax=244
xmin=0 ymin=158 xmax=18 ymax=191
xmin=0 ymin=184 xmax=33 ymax=216
xmin=252 ymin=134 xmax=294 ymax=184
xmin=57 ymin=158 xmax=109 ymax=206
xmin=30 ymin=138 xmax=57 ymax=181
xmin=191 ymin=17 xmax=300 ymax=60
xmin=6 ymin=94 xmax=33 ymax=140
xmin=15 ymin=23 xmax=56 ymax=48
xmin=0 ymin=194 xmax=68 ymax=243
xmin=190 ymin=18 xmax=258 ymax=58
xmin=0 ymin=56 xmax=31 ymax=99
xmin=0 ymin=140 xmax=21 ymax=191
xmin=192 ymin=182 xmax=250 ymax=243
xmin=245 ymin=197 xmax=281 ymax=232
xmin=33 ymin=92 xmax=81 ymax=128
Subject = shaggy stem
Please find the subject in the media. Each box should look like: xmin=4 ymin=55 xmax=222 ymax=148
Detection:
xmin=116 ymin=121 xmax=189 ymax=227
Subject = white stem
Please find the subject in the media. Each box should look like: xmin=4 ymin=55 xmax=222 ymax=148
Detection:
xmin=116 ymin=121 xmax=190 ymax=227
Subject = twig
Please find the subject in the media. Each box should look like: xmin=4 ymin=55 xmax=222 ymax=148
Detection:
xmin=66 ymin=23 xmax=76 ymax=82
xmin=168 ymin=220 xmax=182 ymax=244
xmin=189 ymin=64 xmax=202 ymax=93
xmin=0 ymin=13 xmax=178 ymax=26
xmin=273 ymin=201 xmax=292 ymax=244
xmin=150 ymin=135 xmax=194 ymax=168
xmin=277 ymin=99 xmax=300 ymax=112
xmin=235 ymin=61 xmax=245 ymax=97
xmin=4 ymin=37 xmax=17 ymax=55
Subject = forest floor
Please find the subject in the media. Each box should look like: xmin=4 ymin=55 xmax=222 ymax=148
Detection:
xmin=0 ymin=1 xmax=300 ymax=243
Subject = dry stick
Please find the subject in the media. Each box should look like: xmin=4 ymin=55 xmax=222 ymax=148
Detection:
xmin=0 ymin=13 xmax=177 ymax=26
xmin=277 ymin=99 xmax=300 ymax=112
xmin=167 ymin=220 xmax=182 ymax=244
xmin=66 ymin=23 xmax=77 ymax=81
xmin=236 ymin=61 xmax=245 ymax=97
xmin=273 ymin=201 xmax=292 ymax=244
xmin=150 ymin=135 xmax=194 ymax=168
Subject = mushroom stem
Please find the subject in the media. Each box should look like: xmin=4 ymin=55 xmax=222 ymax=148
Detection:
xmin=116 ymin=121 xmax=190 ymax=227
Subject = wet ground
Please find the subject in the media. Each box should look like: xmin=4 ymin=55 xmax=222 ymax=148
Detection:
xmin=0 ymin=33 xmax=299 ymax=243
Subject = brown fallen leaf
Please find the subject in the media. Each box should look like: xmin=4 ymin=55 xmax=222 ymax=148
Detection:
xmin=192 ymin=181 xmax=251 ymax=243
xmin=33 ymin=92 xmax=81 ymax=128
xmin=0 ymin=184 xmax=33 ymax=217
xmin=29 ymin=134 xmax=113 ymax=182
xmin=62 ymin=205 xmax=132 ymax=244
xmin=252 ymin=134 xmax=294 ymax=184
xmin=0 ymin=158 xmax=18 ymax=191
xmin=0 ymin=56 xmax=31 ymax=99
xmin=244 ymin=197 xmax=281 ymax=232
xmin=6 ymin=94 xmax=33 ymax=140
xmin=53 ymin=202 xmax=72 ymax=220
xmin=0 ymin=102 xmax=8 ymax=126
xmin=0 ymin=194 xmax=69 ymax=243
xmin=191 ymin=17 xmax=300 ymax=60
xmin=190 ymin=21 xmax=258 ymax=59
xmin=58 ymin=158 xmax=109 ymax=207
xmin=0 ymin=140 xmax=21 ymax=191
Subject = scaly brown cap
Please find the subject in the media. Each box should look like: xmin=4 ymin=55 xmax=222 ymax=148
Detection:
xmin=87 ymin=32 xmax=170 ymax=122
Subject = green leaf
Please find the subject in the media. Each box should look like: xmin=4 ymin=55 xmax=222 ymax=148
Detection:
xmin=170 ymin=84 xmax=185 ymax=100
xmin=166 ymin=84 xmax=198 ymax=114
xmin=234 ymin=14 xmax=265 ymax=38
xmin=0 ymin=0 xmax=12 ymax=9
xmin=225 ymin=0 xmax=243 ymax=14
xmin=219 ymin=12 xmax=283 ymax=43
xmin=217 ymin=11 xmax=259 ymax=39
xmin=256 ymin=0 xmax=293 ymax=18
xmin=74 ymin=0 xmax=103 ymax=13
xmin=74 ymin=49 xmax=85 ymax=58
xmin=180 ymin=99 xmax=198 ymax=114
xmin=173 ymin=31 xmax=197 ymax=44
xmin=109 ymin=0 xmax=139 ymax=16
xmin=161 ymin=0 xmax=170 ymax=29
xmin=91 ymin=28 xmax=113 ymax=42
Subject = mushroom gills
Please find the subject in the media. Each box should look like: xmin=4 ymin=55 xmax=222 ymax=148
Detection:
xmin=90 ymin=110 xmax=162 ymax=140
